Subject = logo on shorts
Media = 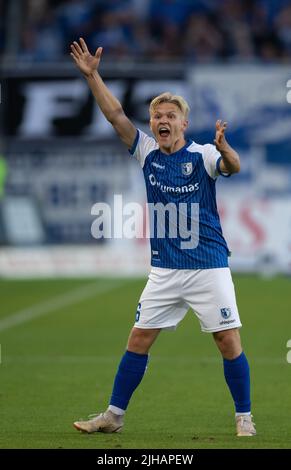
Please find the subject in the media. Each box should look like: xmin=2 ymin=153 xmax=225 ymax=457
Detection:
xmin=181 ymin=162 xmax=193 ymax=176
xmin=220 ymin=308 xmax=232 ymax=319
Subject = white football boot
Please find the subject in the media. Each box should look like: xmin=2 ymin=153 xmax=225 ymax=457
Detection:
xmin=74 ymin=409 xmax=124 ymax=433
xmin=236 ymin=414 xmax=256 ymax=436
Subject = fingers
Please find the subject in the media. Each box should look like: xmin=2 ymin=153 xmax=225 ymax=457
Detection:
xmin=79 ymin=37 xmax=89 ymax=53
xmin=70 ymin=47 xmax=80 ymax=62
xmin=70 ymin=39 xmax=102 ymax=66
xmin=73 ymin=40 xmax=83 ymax=55
xmin=70 ymin=43 xmax=81 ymax=58
xmin=70 ymin=52 xmax=79 ymax=63
xmin=216 ymin=120 xmax=227 ymax=131
xmin=70 ymin=39 xmax=89 ymax=58
xmin=214 ymin=120 xmax=228 ymax=149
xmin=95 ymin=46 xmax=103 ymax=58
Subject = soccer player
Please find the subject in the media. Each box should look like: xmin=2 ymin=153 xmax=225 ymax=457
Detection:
xmin=70 ymin=38 xmax=256 ymax=437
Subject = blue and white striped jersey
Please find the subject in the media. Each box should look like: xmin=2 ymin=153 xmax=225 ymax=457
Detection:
xmin=130 ymin=129 xmax=231 ymax=269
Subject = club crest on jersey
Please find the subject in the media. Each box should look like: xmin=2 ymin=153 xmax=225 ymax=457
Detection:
xmin=181 ymin=162 xmax=193 ymax=176
xmin=220 ymin=308 xmax=232 ymax=319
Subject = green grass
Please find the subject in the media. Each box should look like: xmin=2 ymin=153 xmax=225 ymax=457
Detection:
xmin=0 ymin=275 xmax=290 ymax=449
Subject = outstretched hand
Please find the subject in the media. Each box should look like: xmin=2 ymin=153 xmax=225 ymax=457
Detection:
xmin=214 ymin=120 xmax=229 ymax=152
xmin=70 ymin=38 xmax=102 ymax=77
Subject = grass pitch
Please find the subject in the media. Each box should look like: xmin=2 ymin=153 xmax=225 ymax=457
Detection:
xmin=0 ymin=275 xmax=290 ymax=449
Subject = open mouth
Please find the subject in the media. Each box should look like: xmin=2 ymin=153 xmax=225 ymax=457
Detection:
xmin=158 ymin=127 xmax=170 ymax=138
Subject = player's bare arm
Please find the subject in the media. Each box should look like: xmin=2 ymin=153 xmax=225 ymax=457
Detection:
xmin=70 ymin=38 xmax=136 ymax=148
xmin=214 ymin=120 xmax=241 ymax=174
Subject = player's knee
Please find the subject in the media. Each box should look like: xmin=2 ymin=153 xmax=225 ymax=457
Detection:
xmin=127 ymin=328 xmax=158 ymax=354
xmin=213 ymin=329 xmax=242 ymax=358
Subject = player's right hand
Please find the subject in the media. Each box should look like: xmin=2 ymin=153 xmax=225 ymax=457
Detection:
xmin=70 ymin=38 xmax=102 ymax=77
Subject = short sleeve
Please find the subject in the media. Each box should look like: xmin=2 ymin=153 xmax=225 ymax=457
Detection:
xmin=129 ymin=129 xmax=158 ymax=168
xmin=202 ymin=144 xmax=231 ymax=179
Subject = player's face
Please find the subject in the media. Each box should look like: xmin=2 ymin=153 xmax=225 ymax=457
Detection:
xmin=150 ymin=102 xmax=188 ymax=153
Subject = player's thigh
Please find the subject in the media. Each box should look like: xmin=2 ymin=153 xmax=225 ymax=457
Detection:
xmin=134 ymin=267 xmax=188 ymax=330
xmin=184 ymin=267 xmax=242 ymax=333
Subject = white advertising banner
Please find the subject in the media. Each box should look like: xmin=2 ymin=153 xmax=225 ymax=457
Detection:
xmin=218 ymin=194 xmax=291 ymax=273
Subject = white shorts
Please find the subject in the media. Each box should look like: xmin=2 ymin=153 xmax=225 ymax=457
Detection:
xmin=134 ymin=267 xmax=242 ymax=333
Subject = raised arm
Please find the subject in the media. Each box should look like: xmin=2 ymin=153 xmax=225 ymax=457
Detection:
xmin=70 ymin=38 xmax=136 ymax=148
xmin=214 ymin=120 xmax=240 ymax=174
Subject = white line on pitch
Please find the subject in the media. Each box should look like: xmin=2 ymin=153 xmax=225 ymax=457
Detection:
xmin=0 ymin=280 xmax=125 ymax=333
xmin=1 ymin=355 xmax=286 ymax=365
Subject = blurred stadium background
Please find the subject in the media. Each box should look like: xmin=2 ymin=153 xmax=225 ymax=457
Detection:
xmin=0 ymin=0 xmax=291 ymax=450
xmin=0 ymin=0 xmax=291 ymax=276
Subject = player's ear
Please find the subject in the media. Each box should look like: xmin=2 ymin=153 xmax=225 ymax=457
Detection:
xmin=183 ymin=119 xmax=189 ymax=131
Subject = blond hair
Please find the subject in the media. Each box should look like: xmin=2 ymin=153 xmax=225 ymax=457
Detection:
xmin=149 ymin=92 xmax=190 ymax=118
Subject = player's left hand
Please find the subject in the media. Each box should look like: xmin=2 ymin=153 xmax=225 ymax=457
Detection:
xmin=214 ymin=120 xmax=229 ymax=152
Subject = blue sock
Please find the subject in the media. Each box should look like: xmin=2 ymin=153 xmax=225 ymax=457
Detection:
xmin=223 ymin=351 xmax=251 ymax=413
xmin=110 ymin=350 xmax=148 ymax=410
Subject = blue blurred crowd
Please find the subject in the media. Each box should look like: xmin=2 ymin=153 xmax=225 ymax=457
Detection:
xmin=1 ymin=0 xmax=291 ymax=62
